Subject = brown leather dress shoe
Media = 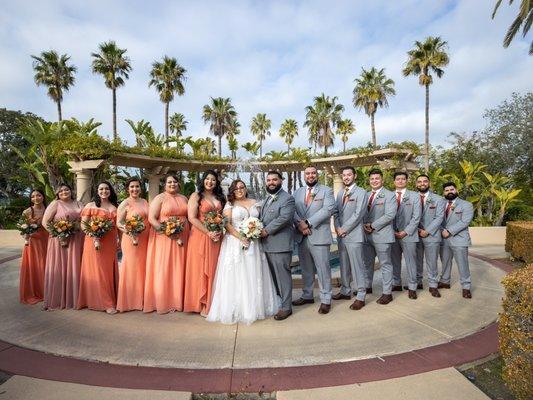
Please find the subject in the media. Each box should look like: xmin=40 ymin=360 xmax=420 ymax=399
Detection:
xmin=332 ymin=293 xmax=351 ymax=300
xmin=462 ymin=289 xmax=472 ymax=299
xmin=349 ymin=299 xmax=365 ymax=310
xmin=274 ymin=309 xmax=292 ymax=320
xmin=376 ymin=294 xmax=393 ymax=304
xmin=408 ymin=290 xmax=417 ymax=299
xmin=292 ymin=298 xmax=314 ymax=306
xmin=429 ymin=287 xmax=441 ymax=297
xmin=366 ymin=287 xmax=373 ymax=294
xmin=437 ymin=282 xmax=451 ymax=289
xmin=404 ymin=284 xmax=423 ymax=290
xmin=392 ymin=285 xmax=403 ymax=292
xmin=318 ymin=303 xmax=331 ymax=314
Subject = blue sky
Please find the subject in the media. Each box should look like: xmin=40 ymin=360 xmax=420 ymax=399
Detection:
xmin=1 ymin=0 xmax=531 ymax=155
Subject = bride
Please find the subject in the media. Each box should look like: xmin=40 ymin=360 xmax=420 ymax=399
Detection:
xmin=207 ymin=179 xmax=279 ymax=325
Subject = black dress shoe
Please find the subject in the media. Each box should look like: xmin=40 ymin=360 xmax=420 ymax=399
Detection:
xmin=349 ymin=300 xmax=365 ymax=310
xmin=376 ymin=294 xmax=393 ymax=304
xmin=292 ymin=298 xmax=314 ymax=306
xmin=408 ymin=290 xmax=417 ymax=300
xmin=332 ymin=293 xmax=351 ymax=300
xmin=437 ymin=282 xmax=451 ymax=289
xmin=462 ymin=289 xmax=472 ymax=299
xmin=429 ymin=287 xmax=441 ymax=298
xmin=318 ymin=303 xmax=331 ymax=314
xmin=392 ymin=285 xmax=403 ymax=292
xmin=366 ymin=287 xmax=373 ymax=294
xmin=274 ymin=309 xmax=292 ymax=320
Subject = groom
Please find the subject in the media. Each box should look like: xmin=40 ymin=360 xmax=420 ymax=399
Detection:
xmin=260 ymin=170 xmax=296 ymax=321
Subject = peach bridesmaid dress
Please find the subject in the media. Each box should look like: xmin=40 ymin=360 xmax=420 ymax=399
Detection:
xmin=143 ymin=193 xmax=189 ymax=313
xmin=19 ymin=210 xmax=49 ymax=304
xmin=183 ymin=199 xmax=222 ymax=314
xmin=76 ymin=208 xmax=119 ymax=311
xmin=117 ymin=200 xmax=150 ymax=312
xmin=43 ymin=201 xmax=84 ymax=310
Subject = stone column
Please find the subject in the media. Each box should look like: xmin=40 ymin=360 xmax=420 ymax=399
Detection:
xmin=67 ymin=159 xmax=106 ymax=204
xmin=333 ymin=172 xmax=343 ymax=197
xmin=146 ymin=166 xmax=169 ymax=201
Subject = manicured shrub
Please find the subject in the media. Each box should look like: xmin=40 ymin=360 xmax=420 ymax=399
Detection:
xmin=505 ymin=222 xmax=533 ymax=263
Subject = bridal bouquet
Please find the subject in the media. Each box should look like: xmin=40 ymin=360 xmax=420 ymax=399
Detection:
xmin=238 ymin=217 xmax=263 ymax=250
xmin=123 ymin=214 xmax=146 ymax=246
xmin=204 ymin=211 xmax=227 ymax=242
xmin=158 ymin=216 xmax=185 ymax=246
xmin=82 ymin=216 xmax=114 ymax=250
xmin=47 ymin=217 xmax=79 ymax=248
xmin=17 ymin=215 xmax=40 ymax=246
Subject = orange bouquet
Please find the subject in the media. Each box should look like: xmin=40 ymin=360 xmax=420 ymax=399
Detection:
xmin=82 ymin=216 xmax=114 ymax=250
xmin=47 ymin=217 xmax=79 ymax=248
xmin=123 ymin=214 xmax=146 ymax=246
xmin=158 ymin=217 xmax=185 ymax=246
xmin=203 ymin=211 xmax=227 ymax=242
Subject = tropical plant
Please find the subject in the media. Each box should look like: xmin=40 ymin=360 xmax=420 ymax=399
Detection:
xmin=64 ymin=118 xmax=102 ymax=136
xmin=202 ymin=97 xmax=237 ymax=157
xmin=169 ymin=112 xmax=188 ymax=138
xmin=125 ymin=119 xmax=164 ymax=147
xmin=227 ymin=135 xmax=239 ymax=159
xmin=250 ymin=113 xmax=271 ymax=157
xmin=149 ymin=56 xmax=187 ymax=143
xmin=241 ymin=141 xmax=261 ymax=157
xmin=336 ymin=118 xmax=356 ymax=152
xmin=279 ymin=119 xmax=298 ymax=152
xmin=304 ymin=94 xmax=344 ymax=154
xmin=353 ymin=67 xmax=395 ymax=148
xmin=31 ymin=50 xmax=76 ymax=121
xmin=403 ymin=37 xmax=449 ymax=172
xmin=91 ymin=41 xmax=132 ymax=140
xmin=492 ymin=0 xmax=533 ymax=54
xmin=184 ymin=137 xmax=217 ymax=158
xmin=493 ymin=187 xmax=522 ymax=226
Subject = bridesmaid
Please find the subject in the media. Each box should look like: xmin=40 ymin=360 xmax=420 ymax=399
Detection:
xmin=42 ymin=184 xmax=85 ymax=310
xmin=19 ymin=189 xmax=49 ymax=304
xmin=76 ymin=181 xmax=119 ymax=314
xmin=184 ymin=170 xmax=226 ymax=315
xmin=116 ymin=177 xmax=149 ymax=312
xmin=143 ymin=173 xmax=190 ymax=314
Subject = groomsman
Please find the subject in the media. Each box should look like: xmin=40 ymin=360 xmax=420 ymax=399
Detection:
xmin=260 ymin=170 xmax=296 ymax=320
xmin=415 ymin=174 xmax=445 ymax=298
xmin=293 ymin=166 xmax=335 ymax=314
xmin=391 ymin=171 xmax=421 ymax=299
xmin=439 ymin=182 xmax=474 ymax=299
xmin=363 ymin=169 xmax=397 ymax=304
xmin=332 ymin=166 xmax=368 ymax=310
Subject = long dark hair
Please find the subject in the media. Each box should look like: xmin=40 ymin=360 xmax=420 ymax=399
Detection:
xmin=198 ymin=170 xmax=226 ymax=210
xmin=29 ymin=188 xmax=47 ymax=218
xmin=55 ymin=183 xmax=75 ymax=200
xmin=93 ymin=181 xmax=118 ymax=207
xmin=227 ymin=179 xmax=248 ymax=205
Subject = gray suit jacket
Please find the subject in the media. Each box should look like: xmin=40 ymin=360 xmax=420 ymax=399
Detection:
xmin=441 ymin=197 xmax=473 ymax=247
xmin=393 ymin=189 xmax=421 ymax=243
xmin=333 ymin=185 xmax=367 ymax=243
xmin=260 ymin=189 xmax=295 ymax=253
xmin=365 ymin=188 xmax=396 ymax=244
xmin=294 ymin=184 xmax=335 ymax=245
xmin=419 ymin=191 xmax=445 ymax=243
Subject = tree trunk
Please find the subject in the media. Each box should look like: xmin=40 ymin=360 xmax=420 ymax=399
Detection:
xmin=57 ymin=99 xmax=62 ymax=122
xmin=287 ymin=171 xmax=293 ymax=194
xmin=424 ymin=83 xmax=430 ymax=172
xmin=495 ymin=207 xmax=505 ymax=226
xmin=371 ymin=112 xmax=376 ymax=147
xmin=218 ymin=135 xmax=222 ymax=158
xmin=293 ymin=171 xmax=297 ymax=191
xmin=112 ymin=88 xmax=118 ymax=141
xmin=164 ymin=101 xmax=169 ymax=147
xmin=343 ymin=141 xmax=346 ymax=152
xmin=259 ymin=138 xmax=263 ymax=158
xmin=297 ymin=171 xmax=303 ymax=187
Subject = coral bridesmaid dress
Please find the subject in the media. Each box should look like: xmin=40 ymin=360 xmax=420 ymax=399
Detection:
xmin=117 ymin=200 xmax=150 ymax=312
xmin=143 ymin=193 xmax=189 ymax=314
xmin=43 ymin=201 xmax=84 ymax=310
xmin=183 ymin=200 xmax=222 ymax=314
xmin=19 ymin=210 xmax=49 ymax=304
xmin=76 ymin=208 xmax=119 ymax=311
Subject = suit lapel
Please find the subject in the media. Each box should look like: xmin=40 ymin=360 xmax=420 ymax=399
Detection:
xmin=305 ymin=185 xmax=317 ymax=212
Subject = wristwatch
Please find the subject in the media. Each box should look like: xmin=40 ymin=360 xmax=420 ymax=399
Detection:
xmin=305 ymin=220 xmax=312 ymax=229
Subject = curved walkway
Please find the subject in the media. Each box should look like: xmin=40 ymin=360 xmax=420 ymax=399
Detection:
xmin=0 ymin=244 xmax=509 ymax=393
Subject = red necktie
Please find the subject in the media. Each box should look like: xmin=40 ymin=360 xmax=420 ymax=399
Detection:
xmin=396 ymin=191 xmax=402 ymax=208
xmin=420 ymin=194 xmax=425 ymax=209
xmin=305 ymin=187 xmax=312 ymax=206
xmin=445 ymin=200 xmax=453 ymax=218
xmin=343 ymin=188 xmax=350 ymax=205
xmin=367 ymin=191 xmax=376 ymax=211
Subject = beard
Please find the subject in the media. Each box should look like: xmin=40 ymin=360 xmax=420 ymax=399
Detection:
xmin=445 ymin=193 xmax=458 ymax=200
xmin=417 ymin=186 xmax=429 ymax=193
xmin=306 ymin=180 xmax=318 ymax=187
xmin=266 ymin=184 xmax=282 ymax=194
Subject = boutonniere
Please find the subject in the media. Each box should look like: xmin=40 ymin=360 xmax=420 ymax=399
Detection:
xmin=402 ymin=195 xmax=409 ymax=202
xmin=271 ymin=195 xmax=278 ymax=203
xmin=310 ymin=191 xmax=317 ymax=200
xmin=451 ymin=204 xmax=456 ymax=210
xmin=426 ymin=197 xmax=434 ymax=204
xmin=378 ymin=192 xmax=385 ymax=199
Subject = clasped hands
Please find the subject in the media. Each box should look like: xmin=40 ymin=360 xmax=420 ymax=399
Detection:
xmin=297 ymin=220 xmax=311 ymax=236
xmin=363 ymin=223 xmax=374 ymax=233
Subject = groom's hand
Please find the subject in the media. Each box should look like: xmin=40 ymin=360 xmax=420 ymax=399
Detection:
xmin=260 ymin=228 xmax=269 ymax=238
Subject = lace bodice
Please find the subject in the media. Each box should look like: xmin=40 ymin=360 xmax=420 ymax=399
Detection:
xmin=226 ymin=203 xmax=260 ymax=229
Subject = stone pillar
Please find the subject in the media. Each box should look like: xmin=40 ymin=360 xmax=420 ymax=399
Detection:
xmin=146 ymin=166 xmax=169 ymax=201
xmin=333 ymin=173 xmax=343 ymax=196
xmin=67 ymin=159 xmax=106 ymax=204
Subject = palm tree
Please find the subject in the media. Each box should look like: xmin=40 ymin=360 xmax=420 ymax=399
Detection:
xmin=202 ymin=97 xmax=237 ymax=157
xmin=227 ymin=135 xmax=239 ymax=159
xmin=91 ymin=41 xmax=132 ymax=141
xmin=125 ymin=119 xmax=165 ymax=147
xmin=337 ymin=118 xmax=355 ymax=152
xmin=279 ymin=119 xmax=298 ymax=152
xmin=304 ymin=94 xmax=344 ymax=154
xmin=403 ymin=37 xmax=449 ymax=172
xmin=353 ymin=67 xmax=396 ymax=148
xmin=250 ymin=113 xmax=271 ymax=157
xmin=241 ymin=141 xmax=261 ymax=157
xmin=492 ymin=0 xmax=533 ymax=54
xmin=167 ymin=112 xmax=188 ymax=149
xmin=31 ymin=50 xmax=76 ymax=121
xmin=149 ymin=56 xmax=187 ymax=144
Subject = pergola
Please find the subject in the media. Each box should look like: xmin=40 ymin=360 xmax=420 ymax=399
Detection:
xmin=67 ymin=147 xmax=419 ymax=203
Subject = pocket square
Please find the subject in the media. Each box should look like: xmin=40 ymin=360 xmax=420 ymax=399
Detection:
xmin=348 ymin=199 xmax=355 ymax=202
xmin=429 ymin=206 xmax=436 ymax=209
xmin=376 ymin=202 xmax=384 ymax=206
xmin=313 ymin=198 xmax=323 ymax=202
xmin=455 ymin=211 xmax=463 ymax=214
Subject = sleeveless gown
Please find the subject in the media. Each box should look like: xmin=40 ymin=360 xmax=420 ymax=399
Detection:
xmin=207 ymin=203 xmax=278 ymax=325
xmin=143 ymin=193 xmax=189 ymax=313
xmin=117 ymin=200 xmax=150 ymax=312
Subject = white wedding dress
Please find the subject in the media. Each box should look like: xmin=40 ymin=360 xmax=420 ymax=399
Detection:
xmin=207 ymin=203 xmax=279 ymax=325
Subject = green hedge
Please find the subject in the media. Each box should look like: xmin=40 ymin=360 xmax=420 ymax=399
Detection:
xmin=505 ymin=222 xmax=533 ymax=263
